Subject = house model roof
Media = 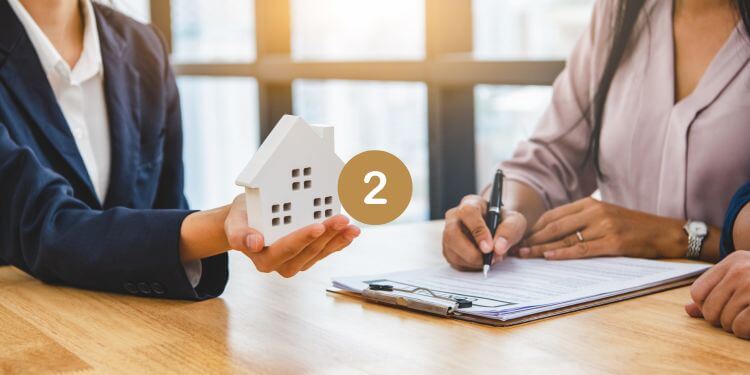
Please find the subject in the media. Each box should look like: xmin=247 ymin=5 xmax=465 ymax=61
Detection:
xmin=236 ymin=115 xmax=340 ymax=187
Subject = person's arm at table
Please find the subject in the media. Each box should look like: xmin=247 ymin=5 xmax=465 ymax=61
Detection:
xmin=442 ymin=0 xmax=612 ymax=270
xmin=685 ymin=250 xmax=750 ymax=339
xmin=180 ymin=194 xmax=360 ymax=277
xmin=684 ymin=192 xmax=750 ymax=339
xmin=0 ymin=122 xmax=359 ymax=299
xmin=519 ymin=197 xmax=722 ymax=263
xmin=442 ymin=181 xmax=545 ymax=270
xmin=148 ymin=27 xmax=357 ymax=282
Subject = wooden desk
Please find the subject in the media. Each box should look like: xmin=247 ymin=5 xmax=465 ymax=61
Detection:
xmin=1 ymin=221 xmax=749 ymax=373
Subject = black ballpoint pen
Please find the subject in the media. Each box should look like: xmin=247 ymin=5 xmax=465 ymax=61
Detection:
xmin=483 ymin=169 xmax=504 ymax=279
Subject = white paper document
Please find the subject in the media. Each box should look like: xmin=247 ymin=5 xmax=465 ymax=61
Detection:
xmin=332 ymin=257 xmax=710 ymax=321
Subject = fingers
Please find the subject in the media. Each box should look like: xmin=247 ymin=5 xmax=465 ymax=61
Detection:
xmin=685 ymin=302 xmax=703 ymax=318
xmin=442 ymin=196 xmax=526 ymax=271
xmin=442 ymin=218 xmax=483 ymax=270
xmin=521 ymin=198 xmax=600 ymax=259
xmin=442 ymin=203 xmax=485 ymax=270
xmin=519 ymin=228 xmax=599 ymax=259
xmin=444 ymin=245 xmax=482 ymax=272
xmin=493 ymin=210 xmax=527 ymax=256
xmin=732 ymin=307 xmax=750 ymax=339
xmin=442 ymin=245 xmax=466 ymax=270
xmin=720 ymin=289 xmax=749 ymax=332
xmin=276 ymin=216 xmax=350 ymax=276
xmin=526 ymin=211 xmax=588 ymax=246
xmin=701 ymin=275 xmax=737 ymax=326
xmin=456 ymin=196 xmax=493 ymax=254
xmin=445 ymin=225 xmax=483 ymax=268
xmin=249 ymin=224 xmax=326 ymax=272
xmin=531 ymin=198 xmax=590 ymax=233
xmin=519 ymin=235 xmax=576 ymax=258
xmin=227 ymin=223 xmax=265 ymax=254
xmin=250 ymin=218 xmax=360 ymax=278
xmin=492 ymin=253 xmax=506 ymax=265
xmin=690 ymin=261 xmax=730 ymax=308
xmin=540 ymin=239 xmax=609 ymax=260
xmin=224 ymin=194 xmax=266 ymax=253
xmin=308 ymin=215 xmax=351 ymax=254
xmin=686 ymin=253 xmax=750 ymax=338
xmin=300 ymin=225 xmax=361 ymax=272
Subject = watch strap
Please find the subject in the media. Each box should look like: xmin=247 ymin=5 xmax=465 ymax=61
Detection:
xmin=684 ymin=221 xmax=707 ymax=260
xmin=686 ymin=235 xmax=703 ymax=259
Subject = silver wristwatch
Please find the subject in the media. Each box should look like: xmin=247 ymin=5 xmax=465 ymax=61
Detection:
xmin=683 ymin=220 xmax=708 ymax=260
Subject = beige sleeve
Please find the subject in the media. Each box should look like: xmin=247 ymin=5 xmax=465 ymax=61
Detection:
xmin=499 ymin=0 xmax=614 ymax=209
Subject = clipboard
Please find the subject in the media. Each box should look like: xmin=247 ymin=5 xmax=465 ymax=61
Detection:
xmin=327 ymin=277 xmax=697 ymax=327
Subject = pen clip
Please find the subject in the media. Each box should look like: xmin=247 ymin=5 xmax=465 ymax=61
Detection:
xmin=364 ymin=284 xmax=473 ymax=314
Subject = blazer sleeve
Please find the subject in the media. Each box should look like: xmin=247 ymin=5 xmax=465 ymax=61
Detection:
xmin=499 ymin=0 xmax=613 ymax=209
xmin=0 ymin=122 xmax=227 ymax=300
xmin=720 ymin=182 xmax=750 ymax=259
xmin=146 ymin=23 xmax=228 ymax=292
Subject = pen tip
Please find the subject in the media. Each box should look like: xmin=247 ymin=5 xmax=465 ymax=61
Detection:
xmin=483 ymin=265 xmax=489 ymax=279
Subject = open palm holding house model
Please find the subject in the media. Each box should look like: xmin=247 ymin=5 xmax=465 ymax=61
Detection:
xmin=236 ymin=115 xmax=413 ymax=245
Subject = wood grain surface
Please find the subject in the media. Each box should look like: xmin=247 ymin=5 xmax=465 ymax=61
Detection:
xmin=1 ymin=221 xmax=748 ymax=374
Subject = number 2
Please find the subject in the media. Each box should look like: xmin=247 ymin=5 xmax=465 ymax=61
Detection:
xmin=364 ymin=171 xmax=388 ymax=205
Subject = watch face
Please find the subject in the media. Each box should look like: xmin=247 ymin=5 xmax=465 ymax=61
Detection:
xmin=689 ymin=222 xmax=708 ymax=236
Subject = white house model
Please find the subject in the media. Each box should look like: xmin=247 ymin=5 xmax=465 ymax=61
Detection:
xmin=236 ymin=115 xmax=344 ymax=245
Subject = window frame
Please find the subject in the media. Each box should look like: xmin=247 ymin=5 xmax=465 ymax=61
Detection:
xmin=151 ymin=0 xmax=566 ymax=219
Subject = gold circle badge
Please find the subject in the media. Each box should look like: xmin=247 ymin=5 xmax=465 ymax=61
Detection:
xmin=338 ymin=150 xmax=413 ymax=225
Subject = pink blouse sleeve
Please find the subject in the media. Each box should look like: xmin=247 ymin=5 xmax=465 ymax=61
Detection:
xmin=500 ymin=0 xmax=613 ymax=209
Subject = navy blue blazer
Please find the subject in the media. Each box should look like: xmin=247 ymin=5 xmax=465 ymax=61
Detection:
xmin=720 ymin=182 xmax=750 ymax=260
xmin=0 ymin=3 xmax=228 ymax=300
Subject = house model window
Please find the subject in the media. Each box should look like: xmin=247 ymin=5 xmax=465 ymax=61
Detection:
xmin=235 ymin=115 xmax=345 ymax=245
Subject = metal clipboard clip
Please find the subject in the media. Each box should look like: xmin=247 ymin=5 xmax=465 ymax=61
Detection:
xmin=362 ymin=284 xmax=473 ymax=317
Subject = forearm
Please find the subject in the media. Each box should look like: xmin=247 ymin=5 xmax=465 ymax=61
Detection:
xmin=483 ymin=179 xmax=547 ymax=235
xmin=701 ymin=226 xmax=722 ymax=263
xmin=179 ymin=205 xmax=232 ymax=262
xmin=483 ymin=179 xmax=722 ymax=261
xmin=643 ymin=216 xmax=721 ymax=263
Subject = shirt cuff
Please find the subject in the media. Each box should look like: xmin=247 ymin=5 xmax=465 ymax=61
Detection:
xmin=182 ymin=260 xmax=202 ymax=288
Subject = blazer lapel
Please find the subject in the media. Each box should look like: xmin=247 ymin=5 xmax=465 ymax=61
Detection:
xmin=0 ymin=2 xmax=98 ymax=203
xmin=95 ymin=6 xmax=141 ymax=209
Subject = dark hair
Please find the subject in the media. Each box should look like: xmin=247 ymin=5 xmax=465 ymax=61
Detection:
xmin=584 ymin=0 xmax=750 ymax=176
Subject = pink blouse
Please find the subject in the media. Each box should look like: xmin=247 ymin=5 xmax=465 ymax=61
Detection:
xmin=501 ymin=0 xmax=750 ymax=228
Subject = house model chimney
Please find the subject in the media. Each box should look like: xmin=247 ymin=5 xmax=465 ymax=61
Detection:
xmin=311 ymin=124 xmax=334 ymax=151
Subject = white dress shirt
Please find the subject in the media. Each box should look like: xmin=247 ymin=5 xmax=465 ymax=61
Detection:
xmin=9 ymin=0 xmax=202 ymax=287
xmin=9 ymin=0 xmax=110 ymax=203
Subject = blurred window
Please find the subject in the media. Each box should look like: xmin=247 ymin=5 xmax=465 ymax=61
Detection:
xmin=110 ymin=0 xmax=150 ymax=23
xmin=293 ymin=80 xmax=429 ymax=222
xmin=473 ymin=0 xmax=595 ymax=60
xmin=171 ymin=0 xmax=256 ymax=63
xmin=291 ymin=0 xmax=424 ymax=60
xmin=178 ymin=77 xmax=260 ymax=209
xmin=153 ymin=0 xmax=593 ymax=219
xmin=474 ymin=85 xmax=552 ymax=187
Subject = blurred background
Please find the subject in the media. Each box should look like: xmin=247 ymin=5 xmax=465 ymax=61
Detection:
xmin=110 ymin=0 xmax=594 ymax=223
